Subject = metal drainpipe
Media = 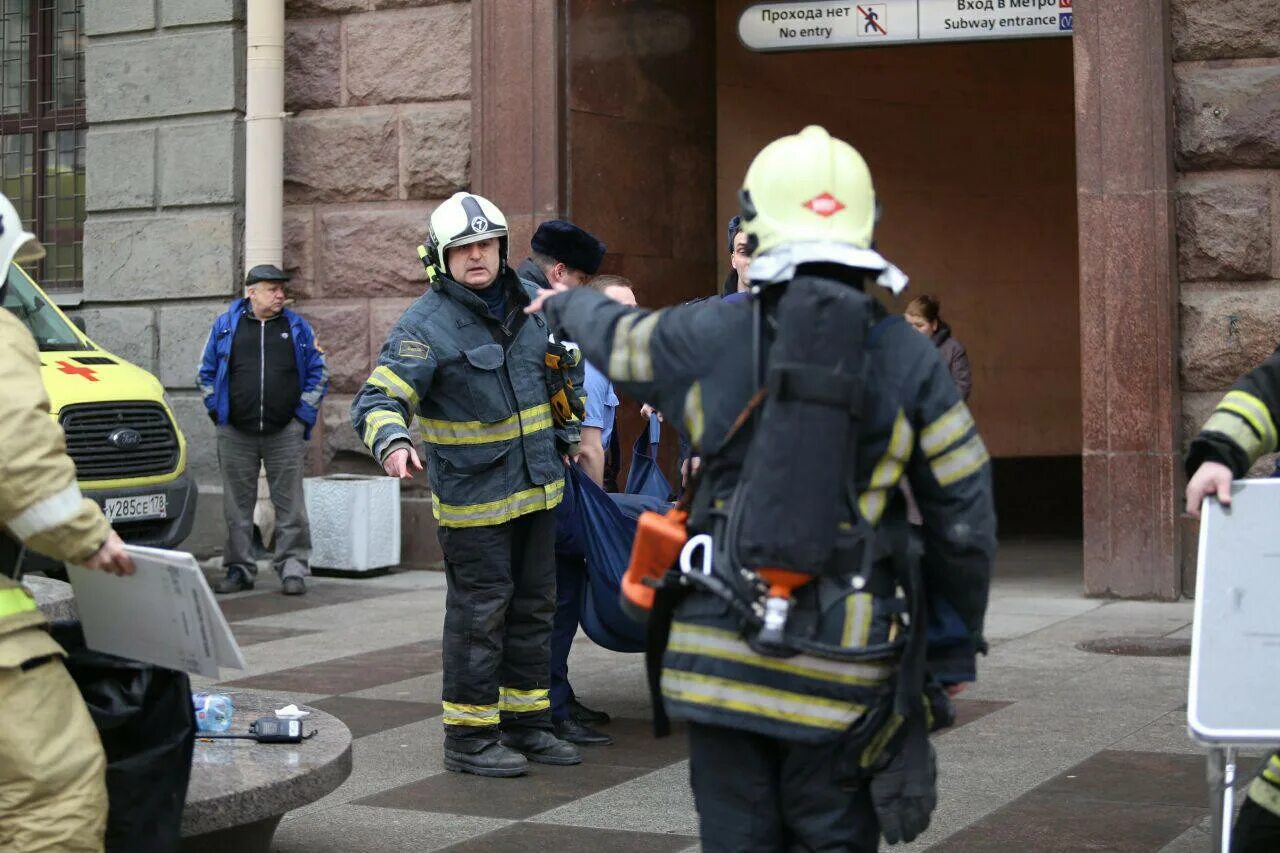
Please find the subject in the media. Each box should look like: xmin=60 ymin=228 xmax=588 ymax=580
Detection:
xmin=245 ymin=0 xmax=285 ymax=274
xmin=245 ymin=0 xmax=286 ymax=549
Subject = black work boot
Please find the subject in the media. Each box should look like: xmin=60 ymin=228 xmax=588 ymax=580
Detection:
xmin=443 ymin=741 xmax=529 ymax=778
xmin=568 ymin=697 xmax=611 ymax=725
xmin=214 ymin=566 xmax=254 ymax=594
xmin=500 ymin=728 xmax=583 ymax=765
xmin=555 ymin=718 xmax=613 ymax=746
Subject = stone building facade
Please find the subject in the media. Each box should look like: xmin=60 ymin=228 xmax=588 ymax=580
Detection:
xmin=63 ymin=0 xmax=1280 ymax=593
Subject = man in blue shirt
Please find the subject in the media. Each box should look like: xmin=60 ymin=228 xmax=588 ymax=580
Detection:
xmin=576 ymin=276 xmax=635 ymax=488
xmin=551 ymin=275 xmax=636 ymax=747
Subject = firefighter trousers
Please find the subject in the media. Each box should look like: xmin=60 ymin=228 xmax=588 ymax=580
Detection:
xmin=0 ymin=633 xmax=107 ymax=853
xmin=688 ymin=722 xmax=880 ymax=853
xmin=437 ymin=509 xmax=557 ymax=750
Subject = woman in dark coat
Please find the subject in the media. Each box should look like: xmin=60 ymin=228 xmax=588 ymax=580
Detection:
xmin=905 ymin=294 xmax=972 ymax=400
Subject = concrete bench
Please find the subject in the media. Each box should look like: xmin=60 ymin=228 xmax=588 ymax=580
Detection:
xmin=180 ymin=691 xmax=352 ymax=853
xmin=25 ymin=577 xmax=353 ymax=853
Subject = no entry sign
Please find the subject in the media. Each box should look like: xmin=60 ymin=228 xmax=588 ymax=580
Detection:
xmin=738 ymin=0 xmax=1073 ymax=52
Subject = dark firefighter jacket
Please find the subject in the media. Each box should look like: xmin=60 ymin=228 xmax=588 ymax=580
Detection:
xmin=351 ymin=269 xmax=563 ymax=528
xmin=1187 ymin=344 xmax=1280 ymax=479
xmin=541 ymin=282 xmax=997 ymax=744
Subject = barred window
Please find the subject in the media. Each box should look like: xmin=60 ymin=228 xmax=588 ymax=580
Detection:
xmin=0 ymin=0 xmax=84 ymax=300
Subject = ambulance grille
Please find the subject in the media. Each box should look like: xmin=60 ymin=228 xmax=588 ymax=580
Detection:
xmin=59 ymin=403 xmax=180 ymax=480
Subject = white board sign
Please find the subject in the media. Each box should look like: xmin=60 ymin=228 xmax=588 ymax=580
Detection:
xmin=1189 ymin=480 xmax=1280 ymax=745
xmin=738 ymin=0 xmax=1073 ymax=52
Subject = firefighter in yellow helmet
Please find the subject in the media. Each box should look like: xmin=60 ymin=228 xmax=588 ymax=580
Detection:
xmin=529 ymin=126 xmax=995 ymax=850
xmin=0 ymin=194 xmax=135 ymax=851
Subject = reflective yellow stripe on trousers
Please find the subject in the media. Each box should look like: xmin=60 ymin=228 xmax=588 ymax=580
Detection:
xmin=419 ymin=404 xmax=553 ymax=446
xmin=432 ymin=480 xmax=565 ymax=528
xmin=499 ymin=687 xmax=550 ymax=713
xmin=442 ymin=702 xmax=500 ymax=727
xmin=0 ymin=587 xmax=37 ymax=618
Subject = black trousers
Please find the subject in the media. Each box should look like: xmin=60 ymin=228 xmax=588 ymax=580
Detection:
xmin=688 ymin=722 xmax=880 ymax=853
xmin=437 ymin=509 xmax=557 ymax=747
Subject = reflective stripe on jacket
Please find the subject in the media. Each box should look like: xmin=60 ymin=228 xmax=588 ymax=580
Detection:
xmin=197 ymin=299 xmax=329 ymax=439
xmin=542 ymin=284 xmax=996 ymax=743
xmin=1188 ymin=344 xmax=1280 ymax=479
xmin=352 ymin=271 xmax=563 ymax=529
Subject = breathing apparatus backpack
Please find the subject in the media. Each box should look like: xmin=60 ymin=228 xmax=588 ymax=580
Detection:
xmin=622 ymin=273 xmax=940 ymax=745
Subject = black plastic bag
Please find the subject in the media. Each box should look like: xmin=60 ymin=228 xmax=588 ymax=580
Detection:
xmin=50 ymin=621 xmax=195 ymax=853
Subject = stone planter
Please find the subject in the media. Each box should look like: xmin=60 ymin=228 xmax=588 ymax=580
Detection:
xmin=303 ymin=474 xmax=400 ymax=574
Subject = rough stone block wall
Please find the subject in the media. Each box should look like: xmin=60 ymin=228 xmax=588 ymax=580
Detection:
xmin=283 ymin=0 xmax=471 ymax=566
xmin=83 ymin=2 xmax=247 ymax=542
xmin=1173 ymin=0 xmax=1280 ymax=585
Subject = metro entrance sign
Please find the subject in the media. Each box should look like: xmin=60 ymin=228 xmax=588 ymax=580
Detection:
xmin=738 ymin=0 xmax=1073 ymax=51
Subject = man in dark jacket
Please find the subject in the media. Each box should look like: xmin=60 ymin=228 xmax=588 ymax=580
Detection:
xmin=515 ymin=220 xmax=606 ymax=291
xmin=527 ymin=126 xmax=995 ymax=851
xmin=352 ymin=193 xmax=581 ymax=778
xmin=199 ymin=264 xmax=329 ymax=595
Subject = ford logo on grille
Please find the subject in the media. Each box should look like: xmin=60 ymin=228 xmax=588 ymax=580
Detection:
xmin=108 ymin=428 xmax=142 ymax=450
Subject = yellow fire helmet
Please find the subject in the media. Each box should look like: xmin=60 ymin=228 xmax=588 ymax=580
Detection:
xmin=0 ymin=191 xmax=45 ymax=274
xmin=425 ymin=191 xmax=510 ymax=279
xmin=739 ymin=125 xmax=907 ymax=293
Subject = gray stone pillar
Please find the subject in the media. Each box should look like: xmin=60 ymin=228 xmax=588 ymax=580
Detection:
xmin=84 ymin=0 xmax=247 ymax=552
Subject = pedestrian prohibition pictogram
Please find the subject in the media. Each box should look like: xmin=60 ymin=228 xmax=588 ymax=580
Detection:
xmin=857 ymin=5 xmax=887 ymax=36
xmin=57 ymin=360 xmax=99 ymax=382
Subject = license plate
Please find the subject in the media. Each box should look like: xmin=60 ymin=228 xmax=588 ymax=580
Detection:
xmin=103 ymin=493 xmax=167 ymax=522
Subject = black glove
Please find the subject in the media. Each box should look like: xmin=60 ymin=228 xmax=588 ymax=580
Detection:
xmin=869 ymin=714 xmax=937 ymax=845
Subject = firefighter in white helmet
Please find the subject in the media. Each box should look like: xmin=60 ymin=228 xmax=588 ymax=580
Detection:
xmin=529 ymin=126 xmax=995 ymax=849
xmin=0 ymin=192 xmax=135 ymax=850
xmin=352 ymin=192 xmax=582 ymax=777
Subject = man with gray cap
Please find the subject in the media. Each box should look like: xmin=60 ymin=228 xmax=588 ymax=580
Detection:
xmin=199 ymin=264 xmax=329 ymax=595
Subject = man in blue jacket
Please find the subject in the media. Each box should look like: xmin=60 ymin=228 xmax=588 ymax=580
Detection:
xmin=198 ymin=264 xmax=329 ymax=595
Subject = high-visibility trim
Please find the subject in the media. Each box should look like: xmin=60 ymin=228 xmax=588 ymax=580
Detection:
xmin=432 ymin=480 xmax=565 ymax=528
xmin=920 ymin=401 xmax=976 ymax=459
xmin=367 ymin=365 xmax=419 ymax=410
xmin=0 ymin=587 xmax=38 ymax=618
xmin=627 ymin=313 xmax=661 ymax=382
xmin=684 ymin=381 xmax=705 ymax=448
xmin=419 ymin=403 xmax=552 ymax=446
xmin=499 ymin=686 xmax=551 ymax=713
xmin=301 ymin=388 xmax=324 ymax=407
xmin=199 ymin=384 xmax=215 ymax=398
xmin=662 ymin=668 xmax=867 ymax=731
xmin=442 ymin=702 xmax=500 ymax=727
xmin=857 ymin=490 xmax=887 ymax=527
xmin=608 ymin=314 xmax=641 ymax=379
xmin=1221 ymin=391 xmax=1278 ymax=451
xmin=930 ymin=434 xmax=990 ymax=487
xmin=842 ymin=592 xmax=873 ymax=649
xmin=6 ymin=482 xmax=84 ymax=542
xmin=1263 ymin=754 xmax=1280 ymax=785
xmin=608 ymin=311 xmax=661 ymax=382
xmin=362 ymin=410 xmax=408 ymax=448
xmin=1202 ymin=411 xmax=1267 ymax=462
xmin=668 ymin=622 xmax=891 ymax=686
xmin=857 ymin=410 xmax=913 ymax=525
xmin=1250 ymin=774 xmax=1280 ymax=817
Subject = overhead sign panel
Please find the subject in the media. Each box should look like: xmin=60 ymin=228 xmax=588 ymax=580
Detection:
xmin=738 ymin=0 xmax=1073 ymax=52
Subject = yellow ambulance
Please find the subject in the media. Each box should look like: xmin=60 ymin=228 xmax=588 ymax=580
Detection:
xmin=2 ymin=263 xmax=197 ymax=552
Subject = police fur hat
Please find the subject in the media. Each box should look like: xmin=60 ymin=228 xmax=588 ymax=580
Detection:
xmin=530 ymin=220 xmax=606 ymax=275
